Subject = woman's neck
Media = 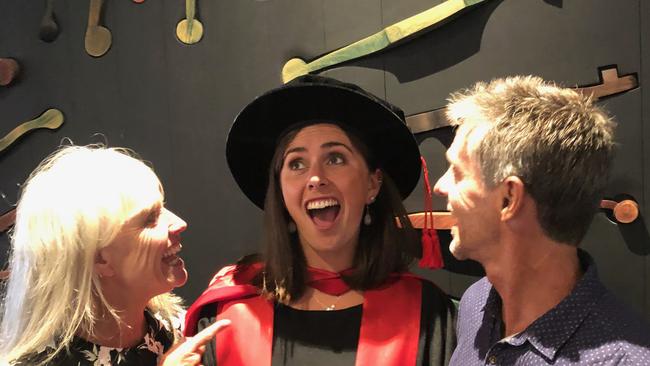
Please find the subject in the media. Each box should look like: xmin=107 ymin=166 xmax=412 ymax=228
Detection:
xmin=79 ymin=305 xmax=147 ymax=348
xmin=301 ymin=245 xmax=356 ymax=272
xmin=290 ymin=287 xmax=364 ymax=311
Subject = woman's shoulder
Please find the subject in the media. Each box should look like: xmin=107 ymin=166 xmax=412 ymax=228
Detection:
xmin=148 ymin=309 xmax=184 ymax=345
xmin=13 ymin=313 xmax=175 ymax=366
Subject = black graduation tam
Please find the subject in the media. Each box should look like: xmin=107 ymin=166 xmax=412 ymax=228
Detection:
xmin=226 ymin=74 xmax=421 ymax=209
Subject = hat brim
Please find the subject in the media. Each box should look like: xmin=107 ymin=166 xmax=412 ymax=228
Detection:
xmin=226 ymin=78 xmax=421 ymax=209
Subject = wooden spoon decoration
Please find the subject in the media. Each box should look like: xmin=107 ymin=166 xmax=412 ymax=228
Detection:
xmin=282 ymin=0 xmax=487 ymax=82
xmin=176 ymin=0 xmax=203 ymax=45
xmin=406 ymin=198 xmax=641 ymax=231
xmin=0 ymin=109 xmax=64 ymax=153
xmin=84 ymin=0 xmax=112 ymax=57
xmin=407 ymin=65 xmax=638 ymax=135
xmin=577 ymin=67 xmax=638 ymax=100
xmin=0 ymin=208 xmax=14 ymax=281
xmin=0 ymin=58 xmax=20 ymax=87
xmin=0 ymin=208 xmax=16 ymax=234
xmin=406 ymin=212 xmax=457 ymax=230
xmin=39 ymin=0 xmax=60 ymax=42
xmin=601 ymin=199 xmax=639 ymax=224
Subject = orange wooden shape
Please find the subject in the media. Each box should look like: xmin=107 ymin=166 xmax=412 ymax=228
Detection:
xmin=406 ymin=212 xmax=456 ymax=230
xmin=0 ymin=58 xmax=19 ymax=86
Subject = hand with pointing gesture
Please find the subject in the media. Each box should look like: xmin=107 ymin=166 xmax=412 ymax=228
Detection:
xmin=159 ymin=319 xmax=231 ymax=366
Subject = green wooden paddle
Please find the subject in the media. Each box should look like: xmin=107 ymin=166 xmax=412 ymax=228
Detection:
xmin=282 ymin=0 xmax=486 ymax=83
xmin=0 ymin=109 xmax=64 ymax=153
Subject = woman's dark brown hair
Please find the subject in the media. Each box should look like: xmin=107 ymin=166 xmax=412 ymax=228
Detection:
xmin=253 ymin=122 xmax=420 ymax=304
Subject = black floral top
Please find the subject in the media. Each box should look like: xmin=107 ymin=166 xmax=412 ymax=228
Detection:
xmin=17 ymin=310 xmax=182 ymax=366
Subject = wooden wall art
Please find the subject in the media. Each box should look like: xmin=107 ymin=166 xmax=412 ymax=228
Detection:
xmin=406 ymin=65 xmax=638 ymax=135
xmin=0 ymin=209 xmax=15 ymax=234
xmin=409 ymin=198 xmax=640 ymax=231
xmin=281 ymin=0 xmax=488 ymax=83
xmin=85 ymin=0 xmax=112 ymax=57
xmin=601 ymin=199 xmax=639 ymax=225
xmin=0 ymin=58 xmax=20 ymax=87
xmin=39 ymin=0 xmax=59 ymax=43
xmin=176 ymin=0 xmax=203 ymax=45
xmin=0 ymin=207 xmax=15 ymax=280
xmin=0 ymin=108 xmax=64 ymax=153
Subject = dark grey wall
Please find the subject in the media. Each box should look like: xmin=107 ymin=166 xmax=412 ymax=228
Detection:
xmin=0 ymin=0 xmax=648 ymax=320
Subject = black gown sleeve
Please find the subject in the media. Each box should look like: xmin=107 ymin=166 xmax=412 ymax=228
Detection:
xmin=196 ymin=303 xmax=219 ymax=366
xmin=417 ymin=280 xmax=458 ymax=366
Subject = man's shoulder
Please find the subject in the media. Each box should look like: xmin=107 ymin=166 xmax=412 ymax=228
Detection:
xmin=458 ymin=277 xmax=492 ymax=309
xmin=568 ymin=286 xmax=650 ymax=363
xmin=454 ymin=276 xmax=494 ymax=331
xmin=586 ymin=289 xmax=650 ymax=343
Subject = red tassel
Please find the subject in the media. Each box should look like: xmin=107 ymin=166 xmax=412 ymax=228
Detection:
xmin=419 ymin=156 xmax=444 ymax=269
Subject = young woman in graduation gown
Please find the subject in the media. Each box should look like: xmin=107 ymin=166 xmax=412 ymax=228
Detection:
xmin=185 ymin=75 xmax=457 ymax=366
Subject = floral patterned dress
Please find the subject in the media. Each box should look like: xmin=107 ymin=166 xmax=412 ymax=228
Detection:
xmin=18 ymin=311 xmax=181 ymax=366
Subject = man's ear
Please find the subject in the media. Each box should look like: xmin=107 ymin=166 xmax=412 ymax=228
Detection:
xmin=500 ymin=176 xmax=526 ymax=221
xmin=95 ymin=248 xmax=115 ymax=278
xmin=368 ymin=169 xmax=383 ymax=203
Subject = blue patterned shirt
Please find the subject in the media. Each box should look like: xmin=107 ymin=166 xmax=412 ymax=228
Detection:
xmin=450 ymin=251 xmax=650 ymax=365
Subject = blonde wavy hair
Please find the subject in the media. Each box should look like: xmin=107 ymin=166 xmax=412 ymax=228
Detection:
xmin=0 ymin=144 xmax=183 ymax=365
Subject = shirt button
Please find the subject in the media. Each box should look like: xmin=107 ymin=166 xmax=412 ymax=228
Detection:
xmin=487 ymin=355 xmax=497 ymax=364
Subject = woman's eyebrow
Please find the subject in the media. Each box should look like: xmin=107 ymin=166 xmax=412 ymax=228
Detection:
xmin=283 ymin=146 xmax=306 ymax=158
xmin=321 ymin=141 xmax=353 ymax=153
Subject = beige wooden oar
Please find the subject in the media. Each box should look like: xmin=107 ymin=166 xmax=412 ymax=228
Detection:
xmin=282 ymin=0 xmax=487 ymax=83
xmin=84 ymin=0 xmax=112 ymax=57
xmin=176 ymin=0 xmax=203 ymax=45
xmin=0 ymin=109 xmax=64 ymax=153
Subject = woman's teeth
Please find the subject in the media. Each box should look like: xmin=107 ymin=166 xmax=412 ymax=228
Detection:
xmin=163 ymin=245 xmax=181 ymax=259
xmin=306 ymin=198 xmax=339 ymax=210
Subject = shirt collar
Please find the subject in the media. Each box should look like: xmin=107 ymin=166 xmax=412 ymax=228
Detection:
xmin=487 ymin=250 xmax=608 ymax=362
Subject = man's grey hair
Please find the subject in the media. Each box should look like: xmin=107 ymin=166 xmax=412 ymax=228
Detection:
xmin=446 ymin=75 xmax=616 ymax=245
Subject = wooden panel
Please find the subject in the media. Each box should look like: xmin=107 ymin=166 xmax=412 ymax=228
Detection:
xmin=0 ymin=0 xmax=646 ymax=315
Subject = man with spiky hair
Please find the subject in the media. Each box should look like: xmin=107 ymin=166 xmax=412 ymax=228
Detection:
xmin=435 ymin=76 xmax=650 ymax=365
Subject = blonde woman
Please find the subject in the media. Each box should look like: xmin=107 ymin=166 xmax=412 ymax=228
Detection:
xmin=0 ymin=145 xmax=228 ymax=365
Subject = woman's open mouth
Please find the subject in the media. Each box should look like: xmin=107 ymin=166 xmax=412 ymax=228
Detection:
xmin=162 ymin=245 xmax=183 ymax=267
xmin=306 ymin=198 xmax=341 ymax=229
